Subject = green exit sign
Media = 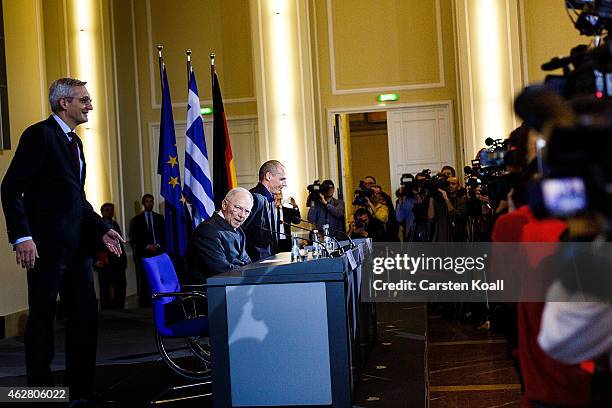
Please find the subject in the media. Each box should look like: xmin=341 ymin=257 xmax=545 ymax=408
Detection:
xmin=200 ymin=106 xmax=213 ymax=115
xmin=377 ymin=93 xmax=399 ymax=102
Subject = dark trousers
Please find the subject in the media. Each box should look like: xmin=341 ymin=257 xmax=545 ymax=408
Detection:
xmin=134 ymin=260 xmax=151 ymax=307
xmin=96 ymin=263 xmax=127 ymax=309
xmin=25 ymin=257 xmax=98 ymax=400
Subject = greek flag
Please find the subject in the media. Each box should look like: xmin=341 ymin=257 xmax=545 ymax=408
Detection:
xmin=184 ymin=69 xmax=215 ymax=226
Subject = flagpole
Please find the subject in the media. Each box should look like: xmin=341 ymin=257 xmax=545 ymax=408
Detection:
xmin=186 ymin=48 xmax=192 ymax=86
xmin=210 ymin=52 xmax=215 ymax=82
xmin=184 ymin=49 xmax=193 ymax=224
xmin=157 ymin=44 xmax=164 ymax=87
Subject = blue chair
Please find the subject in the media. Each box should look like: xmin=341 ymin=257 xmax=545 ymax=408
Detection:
xmin=141 ymin=253 xmax=212 ymax=380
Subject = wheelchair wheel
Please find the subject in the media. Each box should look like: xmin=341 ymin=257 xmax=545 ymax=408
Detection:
xmin=156 ymin=332 xmax=212 ymax=380
xmin=186 ymin=335 xmax=212 ymax=364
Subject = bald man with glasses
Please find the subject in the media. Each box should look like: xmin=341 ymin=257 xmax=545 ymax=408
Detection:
xmin=186 ymin=187 xmax=253 ymax=283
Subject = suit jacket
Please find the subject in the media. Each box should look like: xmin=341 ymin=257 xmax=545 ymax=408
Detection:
xmin=186 ymin=212 xmax=251 ymax=283
xmin=277 ymin=205 xmax=301 ymax=252
xmin=129 ymin=211 xmax=165 ymax=259
xmin=242 ymin=183 xmax=277 ymax=261
xmin=1 ymin=116 xmax=108 ymax=259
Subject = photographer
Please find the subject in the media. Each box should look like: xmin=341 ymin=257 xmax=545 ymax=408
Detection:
xmin=396 ymin=174 xmax=417 ymax=241
xmin=441 ymin=165 xmax=456 ymax=179
xmin=407 ymin=171 xmax=433 ymax=241
xmin=367 ymin=185 xmax=389 ymax=226
xmin=507 ymin=87 xmax=593 ymax=408
xmin=307 ymin=179 xmax=345 ymax=239
xmin=446 ymin=177 xmax=467 ymax=241
xmin=425 ymin=173 xmax=454 ymax=242
xmin=349 ymin=208 xmax=385 ymax=242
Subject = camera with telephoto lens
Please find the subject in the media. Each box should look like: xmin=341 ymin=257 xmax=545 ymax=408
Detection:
xmin=352 ymin=180 xmax=374 ymax=206
xmin=541 ymin=1 xmax=612 ymax=99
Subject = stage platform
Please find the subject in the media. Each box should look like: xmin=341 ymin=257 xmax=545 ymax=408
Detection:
xmin=0 ymin=304 xmax=427 ymax=407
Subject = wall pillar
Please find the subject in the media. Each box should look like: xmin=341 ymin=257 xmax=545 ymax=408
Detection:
xmin=453 ymin=0 xmax=525 ymax=163
xmin=250 ymin=0 xmax=317 ymax=206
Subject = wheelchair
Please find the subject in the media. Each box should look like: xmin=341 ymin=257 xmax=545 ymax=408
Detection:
xmin=141 ymin=253 xmax=212 ymax=381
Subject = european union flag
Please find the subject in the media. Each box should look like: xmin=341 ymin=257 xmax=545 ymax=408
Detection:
xmin=158 ymin=62 xmax=187 ymax=256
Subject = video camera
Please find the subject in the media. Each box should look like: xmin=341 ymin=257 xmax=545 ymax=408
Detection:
xmin=352 ymin=180 xmax=374 ymax=206
xmin=524 ymin=1 xmax=612 ymax=219
xmin=479 ymin=138 xmax=508 ymax=171
xmin=411 ymin=169 xmax=448 ymax=197
xmin=528 ymin=124 xmax=612 ymax=218
xmin=306 ymin=179 xmax=335 ymax=207
xmin=396 ymin=173 xmax=415 ymax=198
xmin=307 ymin=180 xmax=321 ymax=207
xmin=421 ymin=173 xmax=450 ymax=197
xmin=541 ymin=1 xmax=612 ymax=98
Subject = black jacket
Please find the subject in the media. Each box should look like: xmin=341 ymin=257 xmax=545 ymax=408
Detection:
xmin=242 ymin=183 xmax=277 ymax=261
xmin=129 ymin=211 xmax=165 ymax=259
xmin=1 ymin=116 xmax=108 ymax=259
xmin=186 ymin=212 xmax=251 ymax=283
xmin=277 ymin=205 xmax=301 ymax=252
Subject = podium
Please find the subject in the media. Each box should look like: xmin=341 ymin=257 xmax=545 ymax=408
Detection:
xmin=207 ymin=239 xmax=374 ymax=407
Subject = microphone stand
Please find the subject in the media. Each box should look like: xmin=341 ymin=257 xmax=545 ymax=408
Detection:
xmin=296 ymin=218 xmax=356 ymax=250
xmin=257 ymin=226 xmax=344 ymax=259
xmin=257 ymin=225 xmax=313 ymax=245
xmin=281 ymin=220 xmax=345 ymax=256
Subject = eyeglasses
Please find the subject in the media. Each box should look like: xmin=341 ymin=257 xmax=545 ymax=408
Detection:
xmin=224 ymin=200 xmax=251 ymax=216
xmin=65 ymin=96 xmax=93 ymax=105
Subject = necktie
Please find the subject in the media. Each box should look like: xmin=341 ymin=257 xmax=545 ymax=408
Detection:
xmin=68 ymin=132 xmax=80 ymax=179
xmin=147 ymin=212 xmax=157 ymax=245
xmin=269 ymin=201 xmax=278 ymax=246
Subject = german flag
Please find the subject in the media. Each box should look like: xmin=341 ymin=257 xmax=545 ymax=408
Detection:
xmin=211 ymin=64 xmax=237 ymax=209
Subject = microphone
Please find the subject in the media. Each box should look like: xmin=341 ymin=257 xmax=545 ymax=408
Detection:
xmin=541 ymin=55 xmax=572 ymax=71
xmin=258 ymin=225 xmax=346 ymax=258
xmin=257 ymin=225 xmax=313 ymax=245
xmin=295 ymin=218 xmax=356 ymax=250
xmin=279 ymin=220 xmax=345 ymax=256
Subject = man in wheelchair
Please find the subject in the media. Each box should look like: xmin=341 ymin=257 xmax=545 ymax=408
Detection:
xmin=141 ymin=188 xmax=254 ymax=383
xmin=185 ymin=187 xmax=254 ymax=283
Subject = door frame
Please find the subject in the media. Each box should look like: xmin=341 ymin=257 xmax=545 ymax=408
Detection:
xmin=326 ymin=100 xmax=456 ymax=195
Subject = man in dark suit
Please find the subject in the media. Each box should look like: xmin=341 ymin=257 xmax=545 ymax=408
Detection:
xmin=94 ymin=203 xmax=128 ymax=309
xmin=242 ymin=160 xmax=288 ymax=261
xmin=186 ymin=187 xmax=253 ymax=283
xmin=129 ymin=193 xmax=165 ymax=307
xmin=274 ymin=191 xmax=301 ymax=252
xmin=1 ymin=77 xmax=124 ymax=405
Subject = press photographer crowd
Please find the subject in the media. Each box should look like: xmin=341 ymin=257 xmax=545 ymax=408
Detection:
xmin=304 ymin=2 xmax=612 ymax=406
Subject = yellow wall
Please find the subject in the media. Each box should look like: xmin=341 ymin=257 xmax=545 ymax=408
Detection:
xmin=0 ymin=0 xmax=120 ymax=320
xmin=350 ymin=130 xmax=392 ymax=196
xmin=521 ymin=0 xmax=587 ymax=84
xmin=114 ymin=0 xmax=257 ymax=218
xmin=0 ymin=0 xmax=47 ymax=316
xmin=310 ymin=0 xmax=460 ymax=179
